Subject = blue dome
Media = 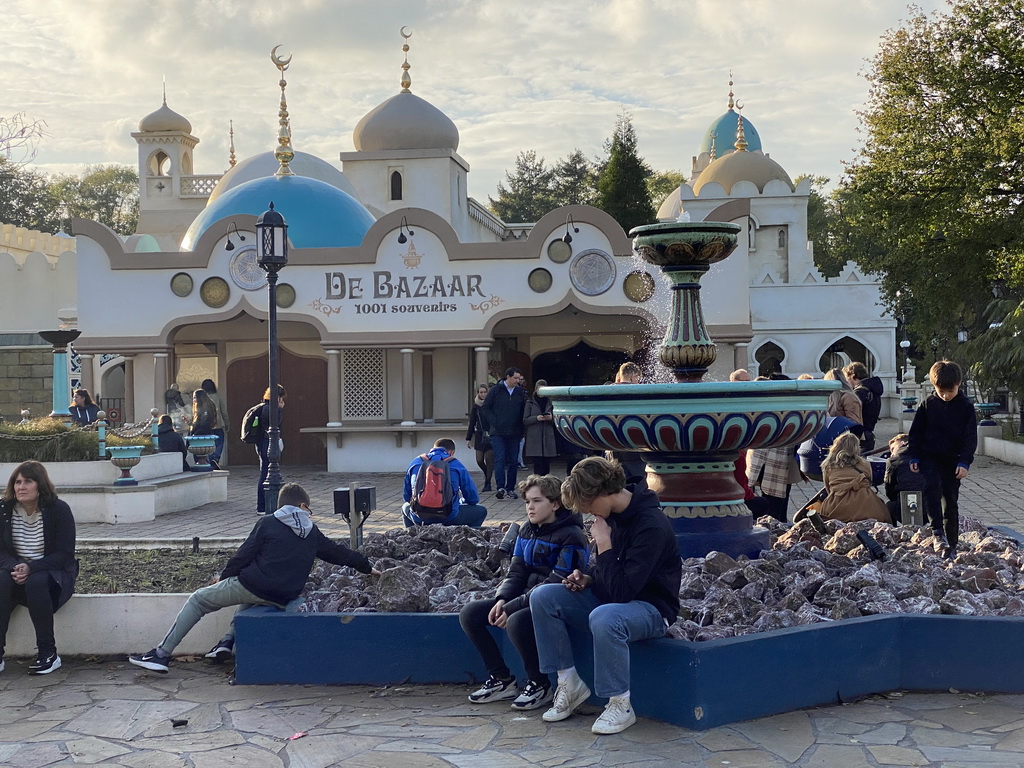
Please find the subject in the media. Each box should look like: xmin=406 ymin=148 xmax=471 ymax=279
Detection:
xmin=181 ymin=174 xmax=375 ymax=251
xmin=698 ymin=110 xmax=762 ymax=158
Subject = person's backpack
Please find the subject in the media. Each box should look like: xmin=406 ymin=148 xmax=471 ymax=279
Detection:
xmin=411 ymin=453 xmax=455 ymax=521
xmin=240 ymin=403 xmax=265 ymax=444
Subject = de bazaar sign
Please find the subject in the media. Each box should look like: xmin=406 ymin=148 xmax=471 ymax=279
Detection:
xmin=321 ymin=270 xmax=487 ymax=315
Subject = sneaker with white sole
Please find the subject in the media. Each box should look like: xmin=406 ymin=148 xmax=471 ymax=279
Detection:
xmin=506 ymin=490 xmax=519 ymax=500
xmin=468 ymin=675 xmax=518 ymax=703
xmin=28 ymin=651 xmax=61 ymax=675
xmin=542 ymin=672 xmax=591 ymax=722
xmin=0 ymin=657 xmax=5 ymax=673
xmin=592 ymin=696 xmax=636 ymax=734
xmin=511 ymin=679 xmax=553 ymax=711
xmin=495 ymin=488 xmax=506 ymax=500
xmin=129 ymin=648 xmax=170 ymax=673
xmin=205 ymin=639 xmax=234 ymax=662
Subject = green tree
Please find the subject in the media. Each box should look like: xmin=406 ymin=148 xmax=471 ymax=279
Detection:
xmin=836 ymin=0 xmax=1024 ymax=355
xmin=595 ymin=112 xmax=655 ymax=233
xmin=0 ymin=157 xmax=61 ymax=231
xmin=552 ymin=148 xmax=597 ymax=207
xmin=489 ymin=150 xmax=555 ymax=223
xmin=796 ymin=174 xmax=846 ymax=278
xmin=52 ymin=165 xmax=139 ymax=235
xmin=646 ymin=170 xmax=685 ymax=215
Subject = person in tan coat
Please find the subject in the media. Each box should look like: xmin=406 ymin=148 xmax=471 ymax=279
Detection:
xmin=823 ymin=368 xmax=863 ymax=425
xmin=818 ymin=432 xmax=890 ymax=523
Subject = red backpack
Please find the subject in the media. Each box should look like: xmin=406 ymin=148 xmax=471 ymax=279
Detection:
xmin=411 ymin=453 xmax=455 ymax=521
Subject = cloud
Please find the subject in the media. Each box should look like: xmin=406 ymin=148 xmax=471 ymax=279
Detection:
xmin=3 ymin=0 xmax=944 ymax=201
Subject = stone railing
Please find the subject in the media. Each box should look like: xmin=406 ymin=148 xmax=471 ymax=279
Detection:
xmin=180 ymin=175 xmax=221 ymax=197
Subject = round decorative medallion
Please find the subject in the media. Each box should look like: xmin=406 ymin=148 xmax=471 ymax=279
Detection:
xmin=547 ymin=239 xmax=572 ymax=263
xmin=276 ymin=283 xmax=296 ymax=308
xmin=569 ymin=249 xmax=616 ymax=296
xmin=528 ymin=268 xmax=553 ymax=293
xmin=200 ymin=277 xmax=230 ymax=308
xmin=228 ymin=245 xmax=267 ymax=291
xmin=170 ymin=272 xmax=193 ymax=297
xmin=623 ymin=270 xmax=656 ymax=303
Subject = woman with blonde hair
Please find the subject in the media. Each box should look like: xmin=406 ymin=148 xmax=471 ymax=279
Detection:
xmin=823 ymin=368 xmax=863 ymax=424
xmin=818 ymin=432 xmax=890 ymax=523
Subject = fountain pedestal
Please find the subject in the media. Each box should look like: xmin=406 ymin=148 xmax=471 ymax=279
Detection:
xmin=542 ymin=222 xmax=837 ymax=559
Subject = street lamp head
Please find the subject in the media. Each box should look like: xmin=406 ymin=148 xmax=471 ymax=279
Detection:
xmin=256 ymin=202 xmax=288 ymax=268
xmin=899 ymin=339 xmax=911 ymax=350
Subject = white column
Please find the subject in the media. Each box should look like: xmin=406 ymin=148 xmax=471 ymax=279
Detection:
xmin=733 ymin=343 xmax=749 ymax=375
xmin=422 ymin=349 xmax=434 ymax=424
xmin=400 ymin=348 xmax=416 ymax=426
xmin=326 ymin=349 xmax=342 ymax=426
xmin=153 ymin=353 xmax=169 ymax=413
xmin=123 ymin=355 xmax=136 ymax=423
xmin=474 ymin=346 xmax=490 ymax=389
xmin=79 ymin=354 xmax=95 ymax=397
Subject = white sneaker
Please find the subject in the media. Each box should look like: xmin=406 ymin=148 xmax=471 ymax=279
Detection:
xmin=542 ymin=672 xmax=591 ymax=722
xmin=592 ymin=696 xmax=636 ymax=734
xmin=468 ymin=675 xmax=518 ymax=703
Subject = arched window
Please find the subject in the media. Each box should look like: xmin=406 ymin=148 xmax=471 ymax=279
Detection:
xmin=754 ymin=341 xmax=785 ymax=378
xmin=148 ymin=151 xmax=171 ymax=176
xmin=390 ymin=170 xmax=403 ymax=201
xmin=817 ymin=336 xmax=875 ymax=374
xmin=778 ymin=228 xmax=787 ymax=249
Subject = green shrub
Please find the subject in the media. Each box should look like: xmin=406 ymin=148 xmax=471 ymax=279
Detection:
xmin=0 ymin=418 xmax=152 ymax=463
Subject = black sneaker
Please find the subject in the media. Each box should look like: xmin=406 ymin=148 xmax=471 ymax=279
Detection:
xmin=205 ymin=639 xmax=234 ymax=662
xmin=506 ymin=490 xmax=519 ymax=500
xmin=495 ymin=489 xmax=506 ymax=500
xmin=28 ymin=651 xmax=61 ymax=675
xmin=468 ymin=675 xmax=518 ymax=703
xmin=511 ymin=679 xmax=554 ymax=711
xmin=129 ymin=649 xmax=170 ymax=673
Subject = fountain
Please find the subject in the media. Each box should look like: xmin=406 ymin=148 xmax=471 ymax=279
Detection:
xmin=541 ymin=221 xmax=839 ymax=559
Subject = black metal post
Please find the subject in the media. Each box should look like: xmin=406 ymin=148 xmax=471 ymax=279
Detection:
xmin=263 ymin=265 xmax=283 ymax=514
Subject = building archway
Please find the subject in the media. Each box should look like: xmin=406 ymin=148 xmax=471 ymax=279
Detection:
xmin=754 ymin=341 xmax=785 ymax=378
xmin=818 ymin=336 xmax=875 ymax=374
xmin=533 ymin=340 xmax=633 ymax=387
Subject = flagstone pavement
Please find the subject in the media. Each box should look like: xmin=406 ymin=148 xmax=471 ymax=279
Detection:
xmin=6 ymin=417 xmax=1017 ymax=766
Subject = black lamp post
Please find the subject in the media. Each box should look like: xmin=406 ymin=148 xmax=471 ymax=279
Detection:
xmin=256 ymin=201 xmax=288 ymax=514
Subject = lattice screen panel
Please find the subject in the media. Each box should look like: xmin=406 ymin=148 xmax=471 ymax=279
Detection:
xmin=342 ymin=348 xmax=386 ymax=419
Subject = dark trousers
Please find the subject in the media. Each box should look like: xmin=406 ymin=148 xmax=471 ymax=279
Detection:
xmin=531 ymin=457 xmax=551 ymax=476
xmin=0 ymin=570 xmax=60 ymax=656
xmin=919 ymin=457 xmax=960 ymax=547
xmin=459 ymin=597 xmax=545 ymax=684
xmin=491 ymin=436 xmax=521 ymax=492
xmin=210 ymin=428 xmax=226 ymax=463
xmin=256 ymin=441 xmax=270 ymax=513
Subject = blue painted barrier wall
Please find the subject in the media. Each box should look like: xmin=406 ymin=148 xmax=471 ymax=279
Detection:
xmin=233 ymin=610 xmax=1024 ymax=730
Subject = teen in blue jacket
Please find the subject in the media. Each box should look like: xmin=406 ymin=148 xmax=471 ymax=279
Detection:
xmin=402 ymin=438 xmax=487 ymax=527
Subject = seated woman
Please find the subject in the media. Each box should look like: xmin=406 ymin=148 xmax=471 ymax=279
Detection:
xmin=0 ymin=460 xmax=78 ymax=674
xmin=818 ymin=433 xmax=890 ymax=524
xmin=157 ymin=413 xmax=190 ymax=472
xmin=69 ymin=388 xmax=100 ymax=426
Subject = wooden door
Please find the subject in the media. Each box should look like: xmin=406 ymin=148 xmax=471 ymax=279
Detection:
xmin=226 ymin=349 xmax=328 ymax=466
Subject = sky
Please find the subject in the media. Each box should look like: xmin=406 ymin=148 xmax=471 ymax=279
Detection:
xmin=3 ymin=0 xmax=946 ymax=204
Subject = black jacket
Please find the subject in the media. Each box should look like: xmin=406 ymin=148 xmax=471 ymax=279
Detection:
xmin=884 ymin=449 xmax=927 ymax=502
xmin=480 ymin=382 xmax=527 ymax=438
xmin=220 ymin=515 xmax=371 ymax=605
xmin=908 ymin=392 xmax=978 ymax=468
xmin=158 ymin=422 xmax=189 ymax=471
xmin=592 ymin=485 xmax=681 ymax=624
xmin=69 ymin=403 xmax=99 ymax=426
xmin=854 ymin=376 xmax=884 ymax=432
xmin=0 ymin=497 xmax=78 ymax=608
xmin=496 ymin=509 xmax=589 ymax=613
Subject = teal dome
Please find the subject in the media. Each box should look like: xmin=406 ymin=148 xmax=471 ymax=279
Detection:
xmin=699 ymin=110 xmax=762 ymax=158
xmin=181 ymin=173 xmax=375 ymax=251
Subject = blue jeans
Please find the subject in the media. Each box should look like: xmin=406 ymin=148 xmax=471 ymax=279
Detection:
xmin=210 ymin=428 xmax=225 ymax=463
xmin=402 ymin=502 xmax=488 ymax=528
xmin=491 ymin=435 xmax=520 ymax=492
xmin=530 ymin=583 xmax=666 ymax=698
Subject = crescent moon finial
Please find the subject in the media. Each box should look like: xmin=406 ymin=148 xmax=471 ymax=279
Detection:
xmin=400 ymin=26 xmax=412 ymax=39
xmin=735 ymin=98 xmax=743 ymax=111
xmin=271 ymin=45 xmax=292 ymax=72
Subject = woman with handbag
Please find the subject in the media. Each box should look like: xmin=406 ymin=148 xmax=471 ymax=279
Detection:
xmin=466 ymin=385 xmax=494 ymax=492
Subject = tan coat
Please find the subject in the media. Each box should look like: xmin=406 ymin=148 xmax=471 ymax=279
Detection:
xmin=828 ymin=390 xmax=863 ymax=425
xmin=819 ymin=459 xmax=890 ymax=523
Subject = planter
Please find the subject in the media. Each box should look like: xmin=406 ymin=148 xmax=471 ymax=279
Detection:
xmin=186 ymin=434 xmax=217 ymax=471
xmin=107 ymin=445 xmax=143 ymax=486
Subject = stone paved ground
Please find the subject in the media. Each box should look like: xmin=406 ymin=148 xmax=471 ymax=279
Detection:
xmin=77 ymin=418 xmax=1024 ymax=546
xmin=5 ymin=658 xmax=1024 ymax=767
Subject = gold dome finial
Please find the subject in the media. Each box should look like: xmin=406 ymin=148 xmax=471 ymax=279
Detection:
xmin=709 ymin=132 xmax=717 ymax=161
xmin=727 ymin=70 xmax=734 ymax=111
xmin=270 ymin=45 xmax=295 ymax=176
xmin=400 ymin=27 xmax=413 ymax=92
xmin=735 ymin=105 xmax=749 ymax=152
xmin=228 ymin=120 xmax=236 ymax=169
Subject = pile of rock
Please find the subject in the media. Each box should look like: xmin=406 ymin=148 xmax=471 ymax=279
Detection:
xmin=299 ymin=516 xmax=1024 ymax=641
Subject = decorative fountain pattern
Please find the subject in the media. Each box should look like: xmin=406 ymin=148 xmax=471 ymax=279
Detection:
xmin=541 ymin=222 xmax=838 ymax=559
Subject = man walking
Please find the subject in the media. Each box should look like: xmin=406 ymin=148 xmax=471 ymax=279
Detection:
xmin=481 ymin=368 xmax=527 ymax=499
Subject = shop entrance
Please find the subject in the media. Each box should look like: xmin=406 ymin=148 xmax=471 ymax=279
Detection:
xmin=532 ymin=341 xmax=633 ymax=387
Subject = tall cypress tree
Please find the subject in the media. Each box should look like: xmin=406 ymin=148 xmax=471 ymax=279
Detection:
xmin=596 ymin=112 xmax=655 ymax=233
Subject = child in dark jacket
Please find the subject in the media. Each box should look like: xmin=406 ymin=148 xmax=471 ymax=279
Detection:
xmin=460 ymin=474 xmax=589 ymax=711
xmin=129 ymin=483 xmax=379 ymax=673
xmin=884 ymin=433 xmax=927 ymax=523
xmin=908 ymin=360 xmax=978 ymax=551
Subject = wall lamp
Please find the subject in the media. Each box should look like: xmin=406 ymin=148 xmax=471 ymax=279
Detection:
xmin=562 ymin=214 xmax=580 ymax=244
xmin=397 ymin=216 xmax=415 ymax=244
xmin=225 ymin=222 xmax=246 ymax=251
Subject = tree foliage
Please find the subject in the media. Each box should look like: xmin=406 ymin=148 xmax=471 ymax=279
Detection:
xmin=835 ymin=0 xmax=1024 ymax=358
xmin=0 ymin=157 xmax=60 ymax=231
xmin=646 ymin=170 xmax=685 ymax=214
xmin=489 ymin=150 xmax=555 ymax=223
xmin=795 ymin=174 xmax=846 ymax=278
xmin=0 ymin=112 xmax=47 ymax=166
xmin=552 ymin=149 xmax=597 ymax=207
xmin=596 ymin=112 xmax=655 ymax=233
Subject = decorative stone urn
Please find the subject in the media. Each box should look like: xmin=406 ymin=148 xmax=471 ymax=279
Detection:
xmin=108 ymin=445 xmax=143 ymax=486
xmin=185 ymin=435 xmax=217 ymax=471
xmin=540 ymin=221 xmax=838 ymax=559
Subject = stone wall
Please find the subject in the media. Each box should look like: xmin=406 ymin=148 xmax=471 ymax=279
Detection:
xmin=0 ymin=346 xmax=53 ymax=421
